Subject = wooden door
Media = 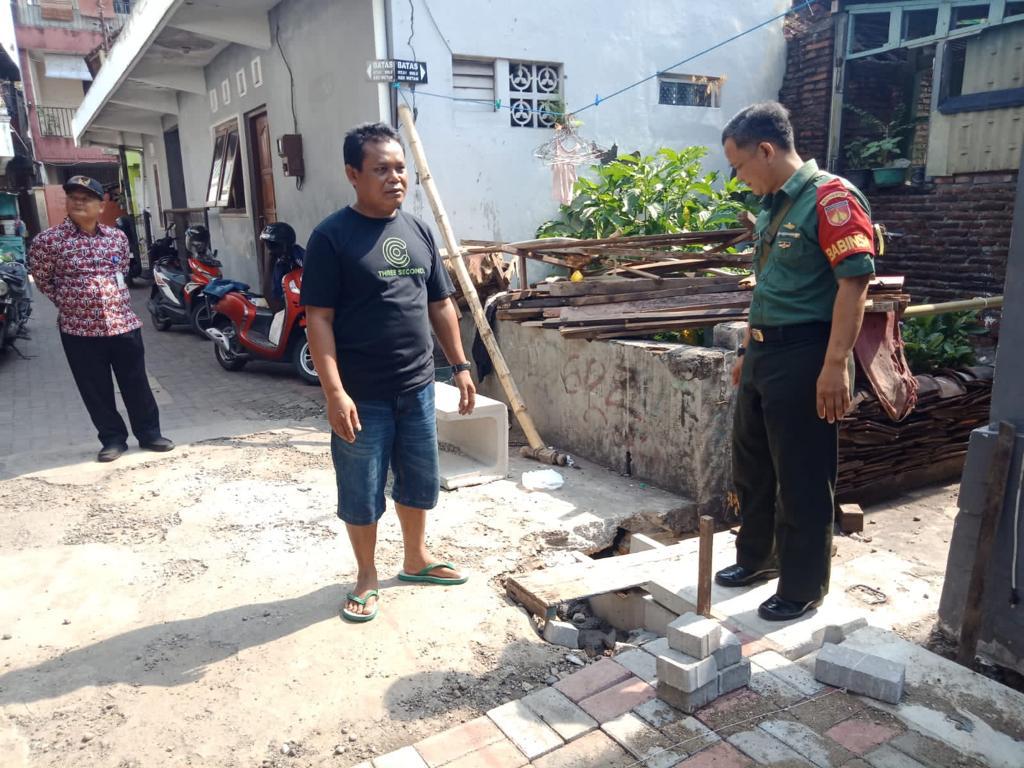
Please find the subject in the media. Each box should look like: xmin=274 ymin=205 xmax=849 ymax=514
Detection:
xmin=249 ymin=110 xmax=277 ymax=231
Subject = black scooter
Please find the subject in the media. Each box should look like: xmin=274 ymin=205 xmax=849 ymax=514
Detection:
xmin=0 ymin=259 xmax=31 ymax=352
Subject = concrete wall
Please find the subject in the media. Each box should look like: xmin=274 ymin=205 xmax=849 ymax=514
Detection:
xmin=475 ymin=320 xmax=739 ymax=522
xmin=388 ymin=0 xmax=788 ymax=259
xmin=172 ymin=0 xmax=381 ymax=285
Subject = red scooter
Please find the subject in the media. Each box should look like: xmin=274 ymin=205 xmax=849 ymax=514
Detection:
xmin=148 ymin=223 xmax=223 ymax=335
xmin=203 ymin=223 xmax=317 ymax=384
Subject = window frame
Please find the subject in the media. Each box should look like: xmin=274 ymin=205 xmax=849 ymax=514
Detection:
xmin=657 ymin=73 xmax=723 ymax=108
xmin=206 ymin=119 xmax=246 ymax=213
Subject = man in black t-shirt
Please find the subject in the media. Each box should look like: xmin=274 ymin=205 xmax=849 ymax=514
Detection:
xmin=302 ymin=122 xmax=476 ymax=623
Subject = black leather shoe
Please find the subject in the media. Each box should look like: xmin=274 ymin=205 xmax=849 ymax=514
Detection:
xmin=97 ymin=443 xmax=127 ymax=463
xmin=715 ymin=564 xmax=780 ymax=588
xmin=140 ymin=436 xmax=175 ymax=452
xmin=758 ymin=595 xmax=822 ymax=621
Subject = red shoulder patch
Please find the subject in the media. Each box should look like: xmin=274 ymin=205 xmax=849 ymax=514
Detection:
xmin=816 ymin=178 xmax=875 ymax=267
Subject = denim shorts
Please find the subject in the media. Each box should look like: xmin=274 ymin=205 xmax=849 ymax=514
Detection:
xmin=330 ymin=382 xmax=439 ymax=526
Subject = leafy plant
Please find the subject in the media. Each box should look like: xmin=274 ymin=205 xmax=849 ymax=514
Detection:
xmin=536 ymin=146 xmax=750 ymax=239
xmin=843 ymin=105 xmax=914 ymax=168
xmin=901 ymin=311 xmax=987 ymax=373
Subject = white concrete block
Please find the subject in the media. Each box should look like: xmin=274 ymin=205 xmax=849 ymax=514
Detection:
xmin=712 ymin=627 xmax=742 ymax=669
xmin=758 ymin=720 xmax=835 ymax=768
xmin=601 ymin=712 xmax=685 ymax=768
xmin=435 ymin=382 xmax=508 ymax=489
xmin=543 ymin=619 xmax=579 ymax=649
xmin=487 ymin=699 xmax=563 ymax=759
xmin=657 ymin=678 xmax=719 ymax=714
xmin=614 ymin=648 xmax=658 ymax=683
xmin=632 ymin=698 xmax=683 ymax=728
xmin=727 ymin=728 xmax=814 ymax=767
xmin=629 ymin=533 xmax=664 ymax=553
xmin=642 ymin=594 xmax=678 ymax=635
xmin=815 ymin=642 xmax=905 ymax=704
xmin=718 ymin=657 xmax=751 ymax=696
xmin=667 ymin=612 xmax=722 ymax=658
xmin=589 ymin=590 xmax=646 ymax=631
xmin=372 ymin=746 xmax=428 ymax=768
xmin=864 ymin=744 xmax=929 ymax=768
xmin=520 ymin=686 xmax=597 ymax=742
xmin=749 ymin=651 xmax=825 ymax=697
xmin=656 ymin=647 xmax=717 ymax=693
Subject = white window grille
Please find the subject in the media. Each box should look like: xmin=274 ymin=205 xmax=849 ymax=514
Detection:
xmin=508 ymin=61 xmax=562 ymax=128
xmin=658 ymin=74 xmax=723 ymax=108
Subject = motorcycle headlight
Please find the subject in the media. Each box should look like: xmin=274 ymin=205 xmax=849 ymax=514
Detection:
xmin=0 ymin=281 xmax=8 ymax=297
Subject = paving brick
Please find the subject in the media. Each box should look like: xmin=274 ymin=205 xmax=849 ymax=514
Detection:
xmin=814 ymin=644 xmax=905 ymax=704
xmin=886 ymin=730 xmax=988 ymax=768
xmin=442 ymin=738 xmax=529 ymax=768
xmin=601 ymin=712 xmax=686 ymax=767
xmin=413 ymin=715 xmax=504 ymax=767
xmin=789 ymin=691 xmax=865 ymax=734
xmin=660 ymin=714 xmax=721 ymax=754
xmin=712 ymin=628 xmax=743 ymax=669
xmin=674 ymin=741 xmax=753 ymax=767
xmin=520 ymin=686 xmax=598 ymax=742
xmin=726 ymin=728 xmax=814 ymax=767
xmin=634 ymin=697 xmax=684 ymax=729
xmin=657 ymin=646 xmax=718 ymax=693
xmin=554 ymin=658 xmax=632 ymax=703
xmin=825 ymin=719 xmax=900 ymax=756
xmin=749 ymin=651 xmax=826 ymax=697
xmin=579 ymin=676 xmax=657 ymax=723
xmin=615 ymin=647 xmax=658 ymax=683
xmin=717 ymin=658 xmax=751 ymax=696
xmin=668 ymin=613 xmax=723 ymax=659
xmin=862 ymin=744 xmax=928 ymax=768
xmin=487 ymin=699 xmax=563 ymax=759
xmin=544 ymin=619 xmax=580 ymax=649
xmin=758 ymin=719 xmax=855 ymax=768
xmin=373 ymin=745 xmax=428 ymax=768
xmin=530 ymin=730 xmax=632 ymax=768
xmin=657 ymin=678 xmax=718 ymax=715
xmin=694 ymin=689 xmax=778 ymax=739
xmin=746 ymin=661 xmax=806 ymax=706
xmin=644 ymin=594 xmax=680 ymax=635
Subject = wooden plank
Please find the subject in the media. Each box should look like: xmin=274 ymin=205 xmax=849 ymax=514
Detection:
xmin=558 ymin=296 xmax=751 ymax=327
xmin=530 ymin=228 xmax=748 ymax=251
xmin=957 ymin=420 xmax=1017 ymax=664
xmin=697 ymin=516 xmax=714 ymax=617
xmin=506 ymin=538 xmax=703 ymax=617
xmin=550 ymin=275 xmax=741 ymax=298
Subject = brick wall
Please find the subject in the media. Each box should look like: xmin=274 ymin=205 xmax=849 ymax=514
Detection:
xmin=871 ymin=172 xmax=1018 ymax=302
xmin=778 ymin=0 xmax=834 ymax=167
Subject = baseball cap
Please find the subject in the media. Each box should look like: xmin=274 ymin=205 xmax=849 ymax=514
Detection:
xmin=63 ymin=175 xmax=104 ymax=200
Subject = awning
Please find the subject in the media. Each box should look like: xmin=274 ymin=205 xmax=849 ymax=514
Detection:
xmin=44 ymin=54 xmax=92 ymax=81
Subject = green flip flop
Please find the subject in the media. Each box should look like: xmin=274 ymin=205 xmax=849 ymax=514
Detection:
xmin=397 ymin=562 xmax=468 ymax=586
xmin=341 ymin=589 xmax=379 ymax=623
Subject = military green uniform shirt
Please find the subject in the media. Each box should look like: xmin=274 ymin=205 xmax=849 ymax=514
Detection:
xmin=749 ymin=160 xmax=876 ymax=327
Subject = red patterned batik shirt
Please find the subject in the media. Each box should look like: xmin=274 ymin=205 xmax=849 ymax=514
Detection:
xmin=29 ymin=218 xmax=142 ymax=337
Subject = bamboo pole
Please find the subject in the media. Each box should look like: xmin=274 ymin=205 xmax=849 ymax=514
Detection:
xmin=397 ymin=104 xmax=564 ymax=464
xmin=903 ymin=296 xmax=1003 ymax=318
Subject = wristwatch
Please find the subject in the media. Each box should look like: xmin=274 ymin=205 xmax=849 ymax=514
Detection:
xmin=451 ymin=361 xmax=472 ymax=373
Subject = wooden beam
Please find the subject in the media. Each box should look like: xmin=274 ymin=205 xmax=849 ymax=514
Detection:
xmin=697 ymin=516 xmax=714 ymax=618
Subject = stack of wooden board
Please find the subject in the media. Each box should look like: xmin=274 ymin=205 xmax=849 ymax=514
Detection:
xmin=837 ymin=366 xmax=993 ymax=502
xmin=496 ymin=275 xmax=910 ymax=341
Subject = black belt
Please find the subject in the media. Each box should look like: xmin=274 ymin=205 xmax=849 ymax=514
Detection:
xmin=750 ymin=321 xmax=831 ymax=343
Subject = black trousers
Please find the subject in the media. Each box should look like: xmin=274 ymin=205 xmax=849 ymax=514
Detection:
xmin=60 ymin=329 xmax=162 ymax=447
xmin=732 ymin=325 xmax=837 ymax=603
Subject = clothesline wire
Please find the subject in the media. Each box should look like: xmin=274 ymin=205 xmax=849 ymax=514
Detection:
xmin=393 ymin=0 xmax=812 ymax=119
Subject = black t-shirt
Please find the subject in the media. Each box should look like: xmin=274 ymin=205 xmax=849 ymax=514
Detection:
xmin=300 ymin=207 xmax=454 ymax=400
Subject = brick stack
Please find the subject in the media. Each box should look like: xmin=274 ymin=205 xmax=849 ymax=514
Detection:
xmin=650 ymin=613 xmax=750 ymax=714
xmin=777 ymin=0 xmax=834 ymax=167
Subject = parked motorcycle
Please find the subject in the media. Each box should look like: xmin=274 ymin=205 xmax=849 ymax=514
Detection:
xmin=0 ymin=258 xmax=31 ymax=352
xmin=147 ymin=223 xmax=223 ymax=335
xmin=203 ymin=222 xmax=317 ymax=384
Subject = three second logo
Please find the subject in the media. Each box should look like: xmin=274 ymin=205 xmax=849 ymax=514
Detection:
xmin=382 ymin=237 xmax=410 ymax=268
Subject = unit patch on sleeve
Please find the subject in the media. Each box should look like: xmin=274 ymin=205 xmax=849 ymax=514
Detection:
xmin=816 ymin=179 xmax=876 ymax=266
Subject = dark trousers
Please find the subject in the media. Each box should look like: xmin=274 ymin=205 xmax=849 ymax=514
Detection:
xmin=732 ymin=326 xmax=837 ymax=603
xmin=60 ymin=329 xmax=162 ymax=447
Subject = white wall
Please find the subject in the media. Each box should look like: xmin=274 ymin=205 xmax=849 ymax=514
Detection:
xmin=388 ymin=0 xmax=789 ymax=244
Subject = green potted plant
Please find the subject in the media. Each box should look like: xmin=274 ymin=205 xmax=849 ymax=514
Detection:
xmin=842 ymin=139 xmax=873 ymax=190
xmin=843 ymin=105 xmax=913 ymax=188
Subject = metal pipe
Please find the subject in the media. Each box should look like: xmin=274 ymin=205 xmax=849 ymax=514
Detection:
xmin=903 ymin=296 xmax=1003 ymax=318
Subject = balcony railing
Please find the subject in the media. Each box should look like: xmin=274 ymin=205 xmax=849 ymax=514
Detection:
xmin=36 ymin=105 xmax=75 ymax=138
xmin=12 ymin=1 xmax=129 ymax=33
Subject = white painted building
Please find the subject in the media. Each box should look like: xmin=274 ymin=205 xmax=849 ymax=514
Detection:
xmin=75 ymin=0 xmax=788 ymax=287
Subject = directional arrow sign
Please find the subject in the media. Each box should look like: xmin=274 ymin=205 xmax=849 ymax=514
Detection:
xmin=366 ymin=59 xmax=428 ymax=85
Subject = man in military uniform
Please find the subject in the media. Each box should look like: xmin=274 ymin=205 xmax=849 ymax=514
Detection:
xmin=715 ymin=102 xmax=876 ymax=621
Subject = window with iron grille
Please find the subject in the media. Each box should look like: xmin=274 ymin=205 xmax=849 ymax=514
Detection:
xmin=508 ymin=61 xmax=562 ymax=128
xmin=452 ymin=57 xmax=495 ymax=106
xmin=658 ymin=74 xmax=723 ymax=108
